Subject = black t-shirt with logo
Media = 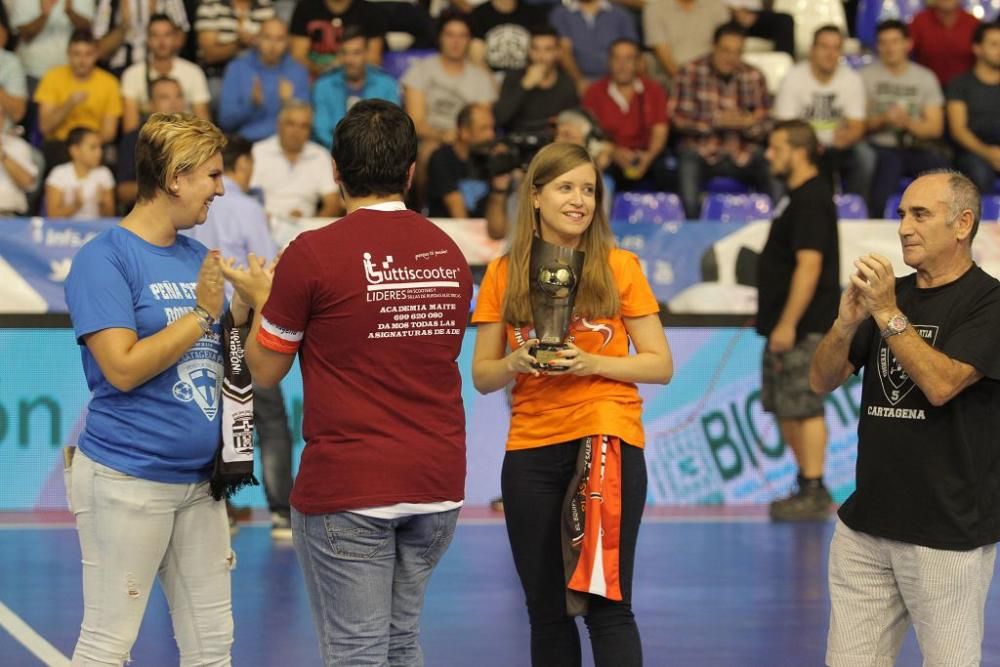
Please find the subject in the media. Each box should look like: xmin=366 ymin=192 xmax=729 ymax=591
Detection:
xmin=840 ymin=265 xmax=1000 ymax=550
xmin=469 ymin=2 xmax=547 ymax=73
xmin=290 ymin=0 xmax=387 ymax=69
xmin=755 ymin=176 xmax=840 ymax=339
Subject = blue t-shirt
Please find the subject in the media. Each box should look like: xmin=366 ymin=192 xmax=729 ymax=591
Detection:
xmin=65 ymin=225 xmax=224 ymax=483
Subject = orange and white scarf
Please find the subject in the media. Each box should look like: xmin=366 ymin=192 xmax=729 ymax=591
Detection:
xmin=562 ymin=435 xmax=624 ymax=616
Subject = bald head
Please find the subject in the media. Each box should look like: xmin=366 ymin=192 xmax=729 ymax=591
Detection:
xmin=910 ymin=171 xmax=981 ymax=237
xmin=896 ymin=171 xmax=980 ymax=279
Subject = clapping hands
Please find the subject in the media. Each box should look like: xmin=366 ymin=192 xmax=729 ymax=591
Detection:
xmin=848 ymin=253 xmax=898 ymax=321
xmin=221 ymin=251 xmax=281 ymax=312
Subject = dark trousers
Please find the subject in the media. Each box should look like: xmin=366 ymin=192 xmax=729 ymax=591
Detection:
xmin=501 ymin=439 xmax=647 ymax=667
xmin=254 ymin=384 xmax=293 ymax=515
xmin=819 ymin=142 xmax=877 ymax=199
xmin=677 ymin=146 xmax=779 ymax=220
xmin=746 ymin=10 xmax=796 ymax=58
xmin=956 ymin=151 xmax=999 ymax=197
xmin=869 ymin=145 xmax=950 ymax=219
xmin=608 ymin=152 xmax=671 ymax=193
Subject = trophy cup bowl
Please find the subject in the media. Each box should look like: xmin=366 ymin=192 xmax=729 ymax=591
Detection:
xmin=529 ymin=238 xmax=585 ymax=370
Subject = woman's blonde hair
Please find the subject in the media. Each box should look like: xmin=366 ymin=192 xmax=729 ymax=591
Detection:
xmin=136 ymin=112 xmax=226 ymax=202
xmin=502 ymin=142 xmax=619 ymax=325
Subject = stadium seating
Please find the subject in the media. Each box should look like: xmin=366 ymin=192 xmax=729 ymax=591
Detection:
xmin=835 ymin=193 xmax=869 ymax=219
xmin=704 ymin=177 xmax=749 ymax=194
xmin=885 ymin=193 xmax=998 ymax=221
xmin=965 ymin=0 xmax=1000 ymax=21
xmin=772 ymin=0 xmax=854 ymax=58
xmin=742 ymin=51 xmax=794 ymax=95
xmin=857 ymin=1 xmax=999 ymax=48
xmin=983 ymin=194 xmax=1000 ymax=222
xmin=884 ymin=193 xmax=902 ymax=220
xmin=610 ymin=192 xmax=685 ymax=224
xmin=700 ymin=193 xmax=773 ymax=223
xmin=842 ymin=53 xmax=874 ymax=70
xmin=856 ymin=0 xmax=924 ymax=48
xmin=381 ymin=49 xmax=436 ymax=81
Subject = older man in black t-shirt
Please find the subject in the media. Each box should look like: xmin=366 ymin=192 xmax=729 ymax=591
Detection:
xmin=811 ymin=170 xmax=1000 ymax=666
xmin=757 ymin=119 xmax=840 ymax=521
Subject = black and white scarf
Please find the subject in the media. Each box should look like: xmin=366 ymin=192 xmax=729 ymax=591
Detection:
xmin=209 ymin=310 xmax=259 ymax=501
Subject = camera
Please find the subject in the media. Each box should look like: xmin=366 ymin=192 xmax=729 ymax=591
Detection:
xmin=484 ymin=130 xmax=553 ymax=177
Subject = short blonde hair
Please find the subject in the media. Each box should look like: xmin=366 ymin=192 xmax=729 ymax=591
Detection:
xmin=136 ymin=113 xmax=226 ymax=202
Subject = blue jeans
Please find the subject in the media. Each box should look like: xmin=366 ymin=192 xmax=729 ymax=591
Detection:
xmin=869 ymin=145 xmax=949 ymax=220
xmin=292 ymin=508 xmax=460 ymax=666
xmin=956 ymin=151 xmax=999 ymax=196
xmin=677 ymin=146 xmax=779 ymax=220
xmin=819 ymin=142 xmax=877 ymax=199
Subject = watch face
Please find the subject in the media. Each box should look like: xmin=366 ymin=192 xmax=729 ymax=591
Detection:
xmin=889 ymin=315 xmax=907 ymax=332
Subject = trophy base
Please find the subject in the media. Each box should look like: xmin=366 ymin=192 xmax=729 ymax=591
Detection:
xmin=530 ymin=343 xmax=568 ymax=372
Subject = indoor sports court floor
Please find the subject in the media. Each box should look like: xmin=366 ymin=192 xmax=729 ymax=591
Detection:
xmin=1 ymin=507 xmax=999 ymax=666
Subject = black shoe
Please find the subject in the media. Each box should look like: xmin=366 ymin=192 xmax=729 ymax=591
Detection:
xmin=769 ymin=484 xmax=833 ymax=521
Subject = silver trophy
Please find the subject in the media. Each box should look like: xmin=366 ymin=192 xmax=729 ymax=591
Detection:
xmin=529 ymin=237 xmax=585 ymax=370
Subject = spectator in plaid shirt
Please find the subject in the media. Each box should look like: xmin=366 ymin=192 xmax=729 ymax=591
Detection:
xmin=670 ymin=22 xmax=776 ymax=219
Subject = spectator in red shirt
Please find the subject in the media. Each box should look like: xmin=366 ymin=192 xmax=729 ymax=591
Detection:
xmin=582 ymin=39 xmax=669 ymax=191
xmin=222 ymin=99 xmax=472 ymax=666
xmin=909 ymin=0 xmax=980 ymax=87
xmin=671 ymin=22 xmax=774 ymax=219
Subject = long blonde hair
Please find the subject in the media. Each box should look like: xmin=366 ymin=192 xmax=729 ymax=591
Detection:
xmin=136 ymin=112 xmax=226 ymax=202
xmin=502 ymin=142 xmax=619 ymax=325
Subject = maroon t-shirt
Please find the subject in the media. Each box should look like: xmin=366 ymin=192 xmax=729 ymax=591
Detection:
xmin=260 ymin=207 xmax=472 ymax=514
xmin=910 ymin=9 xmax=980 ymax=87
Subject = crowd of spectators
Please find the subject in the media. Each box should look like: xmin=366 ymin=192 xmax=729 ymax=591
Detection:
xmin=0 ymin=0 xmax=997 ymax=228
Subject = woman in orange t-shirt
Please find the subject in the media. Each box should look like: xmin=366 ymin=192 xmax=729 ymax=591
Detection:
xmin=471 ymin=143 xmax=673 ymax=667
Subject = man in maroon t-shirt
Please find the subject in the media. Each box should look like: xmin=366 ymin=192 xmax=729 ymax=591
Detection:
xmin=223 ymin=99 xmax=472 ymax=665
xmin=909 ymin=0 xmax=980 ymax=87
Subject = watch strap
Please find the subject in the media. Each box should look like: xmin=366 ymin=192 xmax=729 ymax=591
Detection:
xmin=880 ymin=314 xmax=908 ymax=339
xmin=192 ymin=305 xmax=215 ymax=334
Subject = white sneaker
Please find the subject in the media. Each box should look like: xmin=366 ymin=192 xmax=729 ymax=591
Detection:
xmin=271 ymin=512 xmax=293 ymax=541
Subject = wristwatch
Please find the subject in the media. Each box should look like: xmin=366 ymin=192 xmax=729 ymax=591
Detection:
xmin=880 ymin=313 xmax=909 ymax=339
xmin=192 ymin=304 xmax=215 ymax=334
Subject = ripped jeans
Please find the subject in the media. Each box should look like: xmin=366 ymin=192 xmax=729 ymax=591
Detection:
xmin=67 ymin=449 xmax=234 ymax=666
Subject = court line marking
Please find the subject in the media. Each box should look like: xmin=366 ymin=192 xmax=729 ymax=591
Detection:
xmin=0 ymin=600 xmax=70 ymax=666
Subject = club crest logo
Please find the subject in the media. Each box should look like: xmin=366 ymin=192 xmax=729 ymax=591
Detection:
xmin=231 ymin=411 xmax=254 ymax=454
xmin=174 ymin=359 xmax=222 ymax=419
xmin=877 ymin=324 xmax=937 ymax=405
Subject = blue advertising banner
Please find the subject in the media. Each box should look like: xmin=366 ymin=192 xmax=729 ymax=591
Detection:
xmin=6 ymin=216 xmax=1000 ymax=315
xmin=0 ymin=327 xmax=860 ymax=511
xmin=0 ymin=217 xmax=116 ymax=313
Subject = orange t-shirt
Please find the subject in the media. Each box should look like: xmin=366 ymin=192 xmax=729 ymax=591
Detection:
xmin=472 ymin=248 xmax=660 ymax=451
